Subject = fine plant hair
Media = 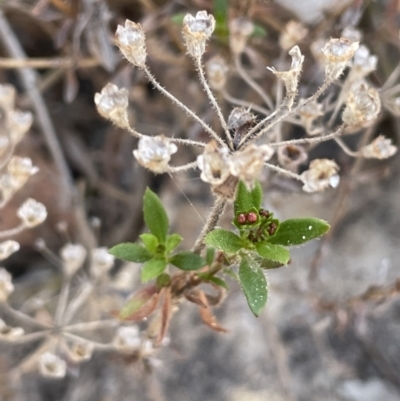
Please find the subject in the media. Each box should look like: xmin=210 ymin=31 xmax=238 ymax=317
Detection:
xmin=0 ymin=9 xmax=399 ymax=385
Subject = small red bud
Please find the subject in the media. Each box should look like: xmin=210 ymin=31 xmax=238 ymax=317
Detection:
xmin=237 ymin=213 xmax=247 ymax=224
xmin=246 ymin=212 xmax=258 ymax=223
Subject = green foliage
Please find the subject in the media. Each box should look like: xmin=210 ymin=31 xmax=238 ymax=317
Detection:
xmin=255 ymin=242 xmax=290 ymax=264
xmin=141 ymin=258 xmax=167 ymax=283
xmin=268 ymin=218 xmax=330 ymax=246
xmin=165 ymin=234 xmax=183 ymax=253
xmin=204 ymin=229 xmax=247 ymax=254
xmin=140 ymin=233 xmax=159 ymax=253
xmin=143 ymin=188 xmax=169 ymax=243
xmin=234 ymin=181 xmax=262 ymax=215
xmin=169 ymin=251 xmax=207 ymax=271
xmin=109 ymin=243 xmax=152 ymax=263
xmin=239 ymin=256 xmax=268 ymax=317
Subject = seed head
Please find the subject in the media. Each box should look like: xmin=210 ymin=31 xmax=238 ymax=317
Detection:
xmin=0 ymin=240 xmax=20 ymax=261
xmin=68 ymin=340 xmax=94 ymax=363
xmin=90 ymin=247 xmax=115 ymax=278
xmin=17 ymin=198 xmax=47 ymax=228
xmin=321 ymin=38 xmax=359 ymax=80
xmin=301 ymin=159 xmax=340 ymax=193
xmin=115 ymin=20 xmax=147 ymax=68
xmin=133 ymin=135 xmax=178 ymax=174
xmin=277 ymin=144 xmax=308 ymax=172
xmin=342 ymin=82 xmax=381 ymax=126
xmin=182 ymin=11 xmax=215 ymax=58
xmin=361 ymin=135 xmax=397 ymax=159
xmin=229 ymin=18 xmax=254 ymax=54
xmin=0 ymin=267 xmax=14 ymax=302
xmin=227 ymin=107 xmax=256 ymax=147
xmin=350 ymin=45 xmax=378 ymax=81
xmin=94 ymin=83 xmax=129 ymax=128
xmin=0 ymin=319 xmax=24 ymax=338
xmin=114 ymin=325 xmax=141 ymax=352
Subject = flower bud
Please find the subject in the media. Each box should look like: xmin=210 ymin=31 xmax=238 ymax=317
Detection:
xmin=349 ymin=45 xmax=377 ymax=81
xmin=279 ymin=21 xmax=308 ymax=51
xmin=115 ymin=20 xmax=147 ymax=68
xmin=8 ymin=110 xmax=33 ymax=144
xmin=39 ymin=352 xmax=67 ymax=379
xmin=361 ymin=135 xmax=397 ymax=159
xmin=301 ymin=159 xmax=340 ymax=193
xmin=133 ymin=135 xmax=178 ymax=174
xmin=206 ymin=55 xmax=228 ymax=91
xmin=17 ymin=198 xmax=47 ymax=228
xmin=342 ymin=82 xmax=380 ymax=126
xmin=0 ymin=240 xmax=20 ymax=261
xmin=67 ymin=340 xmax=94 ymax=363
xmin=94 ymin=83 xmax=129 ymax=128
xmin=321 ymin=38 xmax=359 ymax=80
xmin=0 ymin=267 xmax=14 ymax=302
xmin=229 ymin=18 xmax=254 ymax=54
xmin=60 ymin=243 xmax=87 ymax=276
xmin=182 ymin=11 xmax=215 ymax=58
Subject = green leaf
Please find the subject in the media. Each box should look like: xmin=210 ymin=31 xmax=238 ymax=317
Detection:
xmin=255 ymin=243 xmax=290 ymax=264
xmin=268 ymin=218 xmax=330 ymax=246
xmin=169 ymin=251 xmax=206 ymax=271
xmin=156 ymin=273 xmax=171 ymax=288
xmin=239 ymin=256 xmax=268 ymax=316
xmin=140 ymin=234 xmax=158 ymax=253
xmin=207 ymin=276 xmax=229 ymax=290
xmin=141 ymin=258 xmax=167 ymax=283
xmin=213 ymin=0 xmax=228 ymax=26
xmin=109 ymin=243 xmax=152 ymax=263
xmin=234 ymin=180 xmax=263 ymax=214
xmin=255 ymin=257 xmax=285 ymax=270
xmin=252 ymin=24 xmax=267 ymax=37
xmin=171 ymin=13 xmax=184 ymax=25
xmin=165 ymin=234 xmax=182 ymax=253
xmin=204 ymin=229 xmax=248 ymax=254
xmin=143 ymin=188 xmax=169 ymax=243
xmin=206 ymin=247 xmax=216 ymax=266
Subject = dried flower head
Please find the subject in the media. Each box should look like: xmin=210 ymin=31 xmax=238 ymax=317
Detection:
xmin=0 ymin=267 xmax=14 ymax=302
xmin=90 ymin=247 xmax=115 ymax=278
xmin=0 ymin=84 xmax=16 ymax=111
xmin=349 ymin=45 xmax=378 ymax=81
xmin=8 ymin=110 xmax=33 ymax=144
xmin=0 ymin=240 xmax=20 ymax=261
xmin=268 ymin=46 xmax=304 ymax=108
xmin=361 ymin=135 xmax=397 ymax=159
xmin=229 ymin=18 xmax=254 ymax=54
xmin=60 ymin=243 xmax=87 ymax=276
xmin=230 ymin=144 xmax=274 ymax=189
xmin=197 ymin=141 xmax=231 ymax=186
xmin=279 ymin=20 xmax=309 ymax=51
xmin=321 ymin=38 xmax=359 ymax=80
xmin=301 ymin=159 xmax=340 ymax=193
xmin=39 ymin=352 xmax=67 ymax=379
xmin=17 ymin=198 xmax=47 ymax=228
xmin=114 ymin=325 xmax=141 ymax=352
xmin=0 ymin=319 xmax=24 ymax=338
xmin=94 ymin=83 xmax=129 ymax=128
xmin=133 ymin=135 xmax=178 ymax=174
xmin=67 ymin=340 xmax=94 ymax=363
xmin=182 ymin=11 xmax=215 ymax=58
xmin=277 ymin=145 xmax=308 ymax=172
xmin=341 ymin=27 xmax=362 ymax=43
xmin=206 ymin=55 xmax=229 ymax=91
xmin=115 ymin=20 xmax=147 ymax=68
xmin=298 ymin=100 xmax=323 ymax=134
xmin=342 ymin=82 xmax=381 ymax=126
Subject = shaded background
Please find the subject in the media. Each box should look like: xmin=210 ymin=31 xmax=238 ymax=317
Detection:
xmin=1 ymin=0 xmax=400 ymax=400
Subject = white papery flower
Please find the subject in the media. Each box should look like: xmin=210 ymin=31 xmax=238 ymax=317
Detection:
xmin=301 ymin=159 xmax=340 ymax=193
xmin=39 ymin=352 xmax=67 ymax=379
xmin=60 ymin=243 xmax=87 ymax=276
xmin=0 ymin=267 xmax=14 ymax=302
xmin=68 ymin=340 xmax=94 ymax=363
xmin=114 ymin=326 xmax=141 ymax=352
xmin=0 ymin=319 xmax=24 ymax=338
xmin=90 ymin=247 xmax=115 ymax=278
xmin=133 ymin=135 xmax=177 ymax=173
xmin=182 ymin=11 xmax=215 ymax=58
xmin=0 ymin=240 xmax=20 ymax=261
xmin=361 ymin=135 xmax=397 ymax=159
xmin=17 ymin=198 xmax=47 ymax=228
